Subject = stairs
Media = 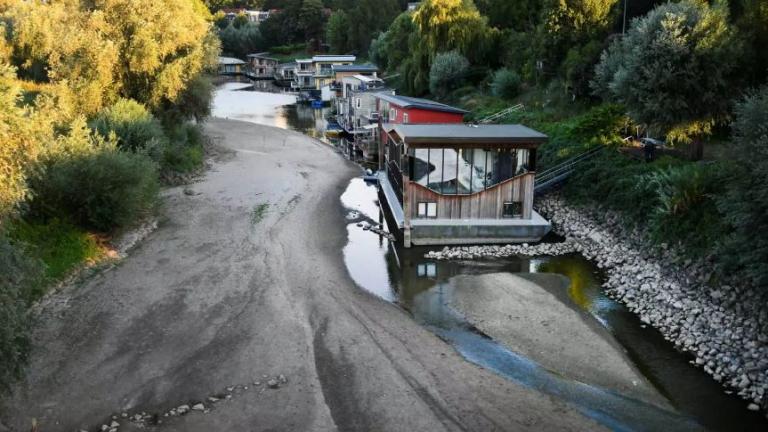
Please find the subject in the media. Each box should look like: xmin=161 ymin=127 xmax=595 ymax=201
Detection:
xmin=478 ymin=104 xmax=525 ymax=124
xmin=534 ymin=146 xmax=604 ymax=195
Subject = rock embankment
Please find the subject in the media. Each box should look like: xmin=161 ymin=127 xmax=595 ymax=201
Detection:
xmin=426 ymin=195 xmax=768 ymax=414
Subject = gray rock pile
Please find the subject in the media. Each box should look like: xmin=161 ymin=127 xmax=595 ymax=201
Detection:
xmin=426 ymin=194 xmax=768 ymax=414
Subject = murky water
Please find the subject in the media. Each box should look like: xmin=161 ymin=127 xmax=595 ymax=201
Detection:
xmin=213 ymin=81 xmax=332 ymax=141
xmin=213 ymin=81 xmax=768 ymax=432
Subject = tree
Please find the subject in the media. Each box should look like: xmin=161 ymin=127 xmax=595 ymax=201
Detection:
xmin=326 ymin=10 xmax=350 ymax=53
xmin=592 ymin=0 xmax=740 ymax=158
xmin=298 ymin=0 xmax=325 ymax=50
xmin=474 ymin=0 xmax=541 ymax=31
xmin=490 ymin=68 xmax=522 ymax=99
xmin=413 ymin=0 xmax=493 ymax=61
xmin=429 ymin=51 xmax=469 ymax=96
xmin=536 ymin=0 xmax=618 ymax=71
xmin=718 ymin=87 xmax=768 ymax=293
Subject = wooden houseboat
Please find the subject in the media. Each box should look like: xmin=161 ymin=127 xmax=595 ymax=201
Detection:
xmin=378 ymin=123 xmax=552 ymax=247
xmin=335 ymin=75 xmax=389 ymax=160
xmin=217 ymin=56 xmax=247 ymax=76
xmin=246 ymin=53 xmax=278 ymax=79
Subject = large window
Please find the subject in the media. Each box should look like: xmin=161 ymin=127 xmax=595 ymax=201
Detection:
xmin=410 ymin=147 xmax=531 ymax=195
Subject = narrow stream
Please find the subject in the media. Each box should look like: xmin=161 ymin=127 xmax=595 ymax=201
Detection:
xmin=213 ymin=82 xmax=768 ymax=432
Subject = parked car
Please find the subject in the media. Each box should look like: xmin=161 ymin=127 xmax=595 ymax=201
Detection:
xmin=640 ymin=137 xmax=666 ymax=148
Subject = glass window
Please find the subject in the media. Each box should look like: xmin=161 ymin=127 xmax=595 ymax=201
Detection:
xmin=403 ymin=113 xmax=409 ymax=124
xmin=503 ymin=202 xmax=523 ymax=218
xmin=389 ymin=108 xmax=396 ymax=121
xmin=418 ymin=202 xmax=437 ymax=219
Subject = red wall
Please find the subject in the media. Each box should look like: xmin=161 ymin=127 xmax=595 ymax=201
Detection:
xmin=388 ymin=105 xmax=465 ymax=124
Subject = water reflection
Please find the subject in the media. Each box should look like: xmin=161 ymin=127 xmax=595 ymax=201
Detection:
xmin=212 ymin=81 xmax=332 ymax=141
xmin=338 ymin=178 xmax=768 ymax=432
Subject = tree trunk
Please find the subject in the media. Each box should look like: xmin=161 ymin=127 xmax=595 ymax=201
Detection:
xmin=689 ymin=136 xmax=704 ymax=161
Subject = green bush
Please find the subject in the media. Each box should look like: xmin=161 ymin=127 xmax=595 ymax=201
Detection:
xmin=429 ymin=51 xmax=470 ymax=97
xmin=0 ymin=233 xmax=42 ymax=390
xmin=490 ymin=68 xmax=521 ymax=100
xmin=163 ymin=124 xmax=205 ymax=173
xmin=90 ymin=98 xmax=168 ymax=154
xmin=9 ymin=219 xmax=103 ymax=282
xmin=717 ymin=87 xmax=768 ymax=289
xmin=31 ymin=147 xmax=159 ymax=232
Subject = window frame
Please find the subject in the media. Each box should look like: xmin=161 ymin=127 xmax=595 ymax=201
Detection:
xmin=417 ymin=202 xmax=438 ymax=219
xmin=502 ymin=201 xmax=523 ymax=219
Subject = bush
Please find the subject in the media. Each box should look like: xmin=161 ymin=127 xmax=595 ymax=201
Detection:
xmin=162 ymin=124 xmax=205 ymax=173
xmin=717 ymin=87 xmax=768 ymax=289
xmin=0 ymin=233 xmax=42 ymax=390
xmin=90 ymin=99 xmax=167 ymax=154
xmin=429 ymin=51 xmax=470 ymax=96
xmin=9 ymin=219 xmax=104 ymax=282
xmin=491 ymin=68 xmax=521 ymax=100
xmin=31 ymin=147 xmax=159 ymax=232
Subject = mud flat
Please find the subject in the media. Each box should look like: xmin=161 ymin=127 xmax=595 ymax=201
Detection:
xmin=448 ymin=272 xmax=668 ymax=407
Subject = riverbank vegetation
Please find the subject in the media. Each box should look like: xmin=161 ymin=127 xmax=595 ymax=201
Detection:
xmin=368 ymin=0 xmax=768 ymax=300
xmin=0 ymin=0 xmax=218 ymax=389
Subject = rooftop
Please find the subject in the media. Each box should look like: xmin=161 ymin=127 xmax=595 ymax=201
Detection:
xmin=375 ymin=94 xmax=468 ymax=115
xmin=312 ymin=55 xmax=356 ymax=62
xmin=218 ymin=56 xmax=246 ymax=65
xmin=332 ymin=64 xmax=378 ymax=73
xmin=385 ymin=124 xmax=548 ymax=147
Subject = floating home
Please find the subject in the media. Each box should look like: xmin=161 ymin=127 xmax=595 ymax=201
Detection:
xmin=217 ymin=56 xmax=247 ymax=75
xmin=335 ymin=75 xmax=389 ymax=160
xmin=246 ymin=53 xmax=278 ymax=79
xmin=378 ymin=123 xmax=552 ymax=247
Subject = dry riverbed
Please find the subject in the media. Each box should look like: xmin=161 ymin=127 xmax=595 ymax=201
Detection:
xmin=0 ymin=119 xmax=606 ymax=432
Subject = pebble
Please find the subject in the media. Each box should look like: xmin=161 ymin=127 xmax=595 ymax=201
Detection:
xmin=267 ymin=379 xmax=280 ymax=389
xmin=192 ymin=403 xmax=205 ymax=411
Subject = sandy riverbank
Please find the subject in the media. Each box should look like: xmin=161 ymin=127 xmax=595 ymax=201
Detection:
xmin=0 ymin=119 xmax=603 ymax=432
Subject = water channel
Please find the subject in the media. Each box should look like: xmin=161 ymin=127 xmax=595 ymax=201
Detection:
xmin=213 ymin=81 xmax=767 ymax=432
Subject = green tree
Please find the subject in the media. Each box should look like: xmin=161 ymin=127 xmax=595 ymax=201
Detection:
xmin=298 ymin=0 xmax=326 ymax=49
xmin=413 ymin=0 xmax=493 ymax=60
xmin=718 ymin=87 xmax=768 ymax=291
xmin=474 ymin=0 xmax=541 ymax=31
xmin=592 ymin=0 xmax=740 ymax=158
xmin=429 ymin=51 xmax=469 ymax=96
xmin=536 ymin=0 xmax=618 ymax=72
xmin=326 ymin=10 xmax=350 ymax=53
xmin=490 ymin=68 xmax=522 ymax=99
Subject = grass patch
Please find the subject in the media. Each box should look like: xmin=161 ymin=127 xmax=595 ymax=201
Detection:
xmin=250 ymin=203 xmax=270 ymax=225
xmin=9 ymin=219 xmax=106 ymax=293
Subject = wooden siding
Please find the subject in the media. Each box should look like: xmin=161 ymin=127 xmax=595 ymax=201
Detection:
xmin=405 ymin=173 xmax=534 ymax=221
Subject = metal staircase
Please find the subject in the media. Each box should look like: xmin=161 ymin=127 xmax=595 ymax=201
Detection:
xmin=478 ymin=104 xmax=525 ymax=124
xmin=534 ymin=146 xmax=604 ymax=195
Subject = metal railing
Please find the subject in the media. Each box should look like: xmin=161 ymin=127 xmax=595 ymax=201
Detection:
xmin=534 ymin=146 xmax=604 ymax=195
xmin=478 ymin=104 xmax=525 ymax=124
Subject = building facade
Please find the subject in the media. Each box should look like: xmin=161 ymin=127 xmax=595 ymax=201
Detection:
xmin=378 ymin=124 xmax=551 ymax=247
xmin=246 ymin=53 xmax=278 ymax=79
xmin=335 ymin=75 xmax=390 ymax=160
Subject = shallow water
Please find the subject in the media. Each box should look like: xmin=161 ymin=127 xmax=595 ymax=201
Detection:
xmin=213 ymin=81 xmax=768 ymax=431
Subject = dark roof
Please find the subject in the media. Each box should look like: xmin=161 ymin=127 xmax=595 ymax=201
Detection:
xmin=332 ymin=64 xmax=379 ymax=73
xmin=386 ymin=124 xmax=547 ymax=147
xmin=375 ymin=94 xmax=468 ymax=115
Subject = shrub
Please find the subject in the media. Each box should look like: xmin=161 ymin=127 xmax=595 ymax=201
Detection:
xmin=429 ymin=51 xmax=470 ymax=96
xmin=9 ymin=218 xmax=104 ymax=282
xmin=490 ymin=68 xmax=521 ymax=100
xmin=162 ymin=124 xmax=205 ymax=173
xmin=90 ymin=98 xmax=167 ymax=153
xmin=0 ymin=233 xmax=42 ymax=390
xmin=31 ymin=147 xmax=159 ymax=232
xmin=717 ymin=87 xmax=768 ymax=289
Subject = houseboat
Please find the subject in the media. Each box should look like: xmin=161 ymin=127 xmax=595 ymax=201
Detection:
xmin=378 ymin=123 xmax=552 ymax=247
xmin=336 ymin=75 xmax=389 ymax=160
xmin=217 ymin=56 xmax=247 ymax=76
xmin=246 ymin=53 xmax=279 ymax=79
